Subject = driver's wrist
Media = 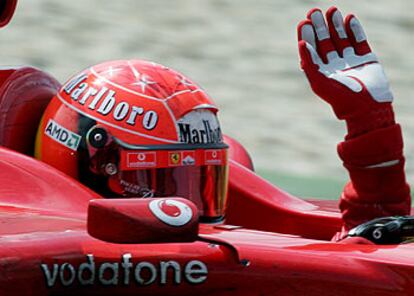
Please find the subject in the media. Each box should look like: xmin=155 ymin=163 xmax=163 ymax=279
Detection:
xmin=338 ymin=123 xmax=403 ymax=168
xmin=344 ymin=103 xmax=395 ymax=139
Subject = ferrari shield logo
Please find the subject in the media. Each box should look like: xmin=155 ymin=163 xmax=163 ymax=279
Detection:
xmin=169 ymin=152 xmax=181 ymax=166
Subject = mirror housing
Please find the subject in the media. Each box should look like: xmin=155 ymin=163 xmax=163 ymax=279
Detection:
xmin=87 ymin=197 xmax=199 ymax=244
xmin=0 ymin=0 xmax=17 ymax=28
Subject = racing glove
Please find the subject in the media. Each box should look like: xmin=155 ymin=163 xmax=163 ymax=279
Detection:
xmin=297 ymin=7 xmax=411 ymax=239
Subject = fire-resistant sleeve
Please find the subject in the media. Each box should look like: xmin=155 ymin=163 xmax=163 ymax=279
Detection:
xmin=334 ymin=124 xmax=411 ymax=239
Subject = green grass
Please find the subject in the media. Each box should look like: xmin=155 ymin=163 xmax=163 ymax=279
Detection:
xmin=257 ymin=170 xmax=345 ymax=200
xmin=258 ymin=169 xmax=414 ymax=202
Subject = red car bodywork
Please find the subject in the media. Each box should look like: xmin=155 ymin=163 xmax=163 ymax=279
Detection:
xmin=1 ymin=142 xmax=414 ymax=295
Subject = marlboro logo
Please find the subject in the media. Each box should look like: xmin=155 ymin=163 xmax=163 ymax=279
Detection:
xmin=178 ymin=120 xmax=222 ymax=144
xmin=176 ymin=110 xmax=222 ymax=144
xmin=62 ymin=73 xmax=159 ymax=130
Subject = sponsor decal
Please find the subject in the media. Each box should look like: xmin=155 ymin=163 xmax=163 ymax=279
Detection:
xmin=120 ymin=149 xmax=226 ymax=170
xmin=126 ymin=152 xmax=156 ymax=168
xmin=62 ymin=73 xmax=158 ymax=130
xmin=178 ymin=120 xmax=222 ymax=144
xmin=169 ymin=152 xmax=181 ymax=166
xmin=177 ymin=110 xmax=222 ymax=144
xmin=149 ymin=199 xmax=193 ymax=227
xmin=168 ymin=151 xmax=195 ymax=166
xmin=182 ymin=151 xmax=195 ymax=165
xmin=41 ymin=254 xmax=208 ymax=287
xmin=44 ymin=119 xmax=81 ymax=151
xmin=205 ymin=150 xmax=223 ymax=165
xmin=119 ymin=180 xmax=154 ymax=197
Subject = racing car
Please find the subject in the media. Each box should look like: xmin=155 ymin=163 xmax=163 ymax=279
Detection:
xmin=1 ymin=1 xmax=414 ymax=295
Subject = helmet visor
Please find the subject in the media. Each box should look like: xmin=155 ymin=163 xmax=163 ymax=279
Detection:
xmin=108 ymin=146 xmax=229 ymax=221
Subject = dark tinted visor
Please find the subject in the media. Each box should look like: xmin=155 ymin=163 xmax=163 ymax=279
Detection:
xmin=107 ymin=143 xmax=229 ymax=221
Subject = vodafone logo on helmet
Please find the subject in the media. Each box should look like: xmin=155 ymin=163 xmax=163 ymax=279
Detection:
xmin=149 ymin=199 xmax=193 ymax=227
xmin=137 ymin=153 xmax=146 ymax=161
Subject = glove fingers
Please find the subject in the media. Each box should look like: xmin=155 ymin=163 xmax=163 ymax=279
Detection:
xmin=307 ymin=8 xmax=338 ymax=63
xmin=298 ymin=40 xmax=335 ymax=94
xmin=344 ymin=14 xmax=372 ymax=56
xmin=297 ymin=20 xmax=323 ymax=71
xmin=298 ymin=40 xmax=357 ymax=118
xmin=297 ymin=19 xmax=317 ymax=50
xmin=326 ymin=7 xmax=351 ymax=57
xmin=298 ymin=39 xmax=322 ymax=73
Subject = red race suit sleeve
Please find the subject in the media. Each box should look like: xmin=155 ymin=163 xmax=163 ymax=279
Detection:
xmin=335 ymin=123 xmax=411 ymax=239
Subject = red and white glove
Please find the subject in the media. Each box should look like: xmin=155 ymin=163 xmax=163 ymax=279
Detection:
xmin=297 ymin=7 xmax=411 ymax=238
xmin=297 ymin=7 xmax=395 ymax=138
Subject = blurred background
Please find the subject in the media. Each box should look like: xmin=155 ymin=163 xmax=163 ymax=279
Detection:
xmin=1 ymin=0 xmax=413 ymax=199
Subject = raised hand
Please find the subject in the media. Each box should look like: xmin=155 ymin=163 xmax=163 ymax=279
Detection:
xmin=297 ymin=7 xmax=395 ymax=137
xmin=297 ymin=8 xmax=411 ymax=237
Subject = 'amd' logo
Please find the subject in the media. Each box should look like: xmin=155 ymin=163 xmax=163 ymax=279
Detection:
xmin=44 ymin=119 xmax=81 ymax=151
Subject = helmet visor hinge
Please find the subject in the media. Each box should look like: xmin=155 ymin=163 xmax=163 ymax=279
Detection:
xmin=104 ymin=163 xmax=118 ymax=176
xmin=87 ymin=126 xmax=109 ymax=149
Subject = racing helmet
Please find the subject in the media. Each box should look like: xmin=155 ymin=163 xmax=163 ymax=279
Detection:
xmin=35 ymin=60 xmax=229 ymax=222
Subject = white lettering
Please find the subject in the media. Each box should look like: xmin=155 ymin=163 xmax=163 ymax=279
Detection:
xmin=60 ymin=263 xmax=76 ymax=286
xmin=64 ymin=73 xmax=87 ymax=94
xmin=143 ymin=110 xmax=158 ymax=130
xmin=97 ymin=90 xmax=116 ymax=115
xmin=40 ymin=264 xmax=59 ymax=287
xmin=71 ymin=82 xmax=88 ymax=101
xmin=64 ymin=81 xmax=159 ymax=129
xmin=121 ymin=253 xmax=133 ymax=285
xmin=126 ymin=106 xmax=144 ymax=125
xmin=40 ymin=255 xmax=208 ymax=288
xmin=99 ymin=262 xmax=119 ymax=286
xmin=114 ymin=102 xmax=129 ymax=121
xmin=88 ymin=87 xmax=108 ymax=110
xmin=185 ymin=260 xmax=208 ymax=284
xmin=79 ymin=87 xmax=98 ymax=105
xmin=160 ymin=261 xmax=181 ymax=284
xmin=78 ymin=254 xmax=95 ymax=285
xmin=135 ymin=262 xmax=157 ymax=285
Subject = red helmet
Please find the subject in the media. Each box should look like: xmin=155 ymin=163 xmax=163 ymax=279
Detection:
xmin=35 ymin=60 xmax=229 ymax=222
